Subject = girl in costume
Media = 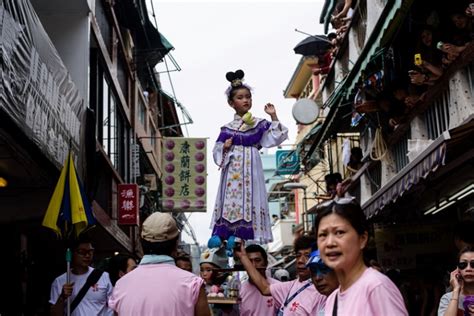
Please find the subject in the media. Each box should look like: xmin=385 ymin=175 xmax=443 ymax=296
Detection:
xmin=210 ymin=70 xmax=288 ymax=245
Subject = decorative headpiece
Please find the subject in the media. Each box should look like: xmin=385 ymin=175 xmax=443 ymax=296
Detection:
xmin=226 ymin=69 xmax=245 ymax=87
xmin=225 ymin=69 xmax=252 ymax=98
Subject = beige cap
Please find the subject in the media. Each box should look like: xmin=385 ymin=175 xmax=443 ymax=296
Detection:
xmin=141 ymin=212 xmax=179 ymax=242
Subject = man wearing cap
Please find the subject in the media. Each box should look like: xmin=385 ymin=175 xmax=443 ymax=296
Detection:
xmin=306 ymin=250 xmax=339 ymax=315
xmin=108 ymin=212 xmax=210 ymax=316
xmin=239 ymin=244 xmax=280 ymax=316
xmin=235 ymin=235 xmax=326 ymax=315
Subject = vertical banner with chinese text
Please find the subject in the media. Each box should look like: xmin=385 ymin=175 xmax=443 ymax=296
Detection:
xmin=162 ymin=138 xmax=207 ymax=212
xmin=118 ymin=184 xmax=139 ymax=225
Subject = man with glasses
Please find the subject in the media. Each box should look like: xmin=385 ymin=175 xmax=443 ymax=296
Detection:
xmin=50 ymin=236 xmax=113 ymax=316
xmin=235 ymin=235 xmax=326 ymax=315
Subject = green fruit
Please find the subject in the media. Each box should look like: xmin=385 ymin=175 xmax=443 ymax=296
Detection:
xmin=242 ymin=112 xmax=255 ymax=126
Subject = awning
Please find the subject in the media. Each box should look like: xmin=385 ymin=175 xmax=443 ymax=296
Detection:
xmin=115 ymin=0 xmax=174 ymax=67
xmin=344 ymin=0 xmax=414 ymax=96
xmin=296 ymin=123 xmax=323 ymax=151
xmin=267 ymin=180 xmax=292 ymax=201
xmin=363 ymin=117 xmax=474 ymax=218
xmin=303 ymin=79 xmax=347 ymax=163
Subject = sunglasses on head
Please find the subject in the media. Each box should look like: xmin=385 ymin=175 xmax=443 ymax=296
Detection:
xmin=457 ymin=260 xmax=474 ymax=270
xmin=316 ymin=197 xmax=357 ymax=211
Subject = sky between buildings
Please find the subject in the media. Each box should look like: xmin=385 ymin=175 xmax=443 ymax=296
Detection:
xmin=154 ymin=0 xmax=325 ymax=245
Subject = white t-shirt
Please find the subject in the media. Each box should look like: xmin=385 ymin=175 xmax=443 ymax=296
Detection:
xmin=437 ymin=291 xmax=465 ymax=316
xmin=49 ymin=267 xmax=113 ymax=316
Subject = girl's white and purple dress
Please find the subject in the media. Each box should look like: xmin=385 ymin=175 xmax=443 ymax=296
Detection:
xmin=211 ymin=114 xmax=288 ymax=243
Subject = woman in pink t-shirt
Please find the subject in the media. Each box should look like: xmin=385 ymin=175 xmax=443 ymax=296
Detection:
xmin=315 ymin=198 xmax=408 ymax=316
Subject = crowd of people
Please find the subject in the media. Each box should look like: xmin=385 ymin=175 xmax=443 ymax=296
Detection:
xmin=48 ymin=202 xmax=474 ymax=315
xmin=45 ymin=47 xmax=474 ymax=314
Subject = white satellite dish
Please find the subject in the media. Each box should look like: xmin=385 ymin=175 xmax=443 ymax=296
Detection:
xmin=292 ymin=98 xmax=320 ymax=125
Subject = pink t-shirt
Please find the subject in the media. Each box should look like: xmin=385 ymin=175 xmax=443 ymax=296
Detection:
xmin=108 ymin=264 xmax=204 ymax=315
xmin=270 ymin=278 xmax=327 ymax=315
xmin=324 ymin=268 xmax=408 ymax=316
xmin=240 ymin=277 xmax=280 ymax=316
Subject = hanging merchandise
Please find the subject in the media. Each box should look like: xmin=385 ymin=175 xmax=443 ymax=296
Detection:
xmin=351 ymin=111 xmax=364 ymax=127
xmin=342 ymin=138 xmax=351 ymax=167
xmin=363 ymin=70 xmax=384 ymax=91
xmin=354 ymin=88 xmax=379 ymax=113
xmin=370 ymin=126 xmax=388 ymax=161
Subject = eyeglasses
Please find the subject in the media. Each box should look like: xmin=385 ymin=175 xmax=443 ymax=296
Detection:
xmin=295 ymin=252 xmax=311 ymax=260
xmin=457 ymin=260 xmax=474 ymax=270
xmin=75 ymin=249 xmax=94 ymax=257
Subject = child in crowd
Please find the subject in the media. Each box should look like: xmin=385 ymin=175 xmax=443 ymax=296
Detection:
xmin=200 ymin=247 xmax=229 ymax=294
xmin=200 ymin=247 xmax=238 ymax=315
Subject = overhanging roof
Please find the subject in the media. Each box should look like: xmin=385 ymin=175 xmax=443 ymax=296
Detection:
xmin=268 ymin=180 xmax=292 ymax=201
xmin=303 ymin=0 xmax=413 ymax=164
xmin=303 ymin=78 xmax=348 ymax=163
xmin=115 ymin=0 xmax=174 ymax=68
xmin=343 ymin=0 xmax=414 ymax=97
xmin=363 ymin=117 xmax=474 ymax=218
xmin=284 ymin=57 xmax=318 ymax=98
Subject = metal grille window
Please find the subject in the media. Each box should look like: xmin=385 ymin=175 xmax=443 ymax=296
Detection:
xmin=367 ymin=162 xmax=381 ymax=195
xmin=117 ymin=54 xmax=129 ymax=104
xmin=95 ymin=0 xmax=112 ymax=56
xmin=138 ymin=98 xmax=147 ymax=131
xmin=354 ymin=0 xmax=367 ymax=52
xmin=393 ymin=131 xmax=410 ymax=172
xmin=468 ymin=64 xmax=474 ymax=96
xmin=424 ymin=89 xmax=450 ymax=140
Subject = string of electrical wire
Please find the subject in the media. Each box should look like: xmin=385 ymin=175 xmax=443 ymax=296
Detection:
xmin=147 ymin=0 xmax=199 ymax=246
xmin=148 ymin=0 xmax=190 ymax=137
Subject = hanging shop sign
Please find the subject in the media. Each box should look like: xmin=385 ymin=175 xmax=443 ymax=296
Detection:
xmin=0 ymin=1 xmax=85 ymax=168
xmin=118 ymin=184 xmax=139 ymax=225
xmin=162 ymin=138 xmax=207 ymax=212
xmin=276 ymin=150 xmax=300 ymax=175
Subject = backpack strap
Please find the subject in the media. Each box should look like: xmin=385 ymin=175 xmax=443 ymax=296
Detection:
xmin=71 ymin=269 xmax=104 ymax=312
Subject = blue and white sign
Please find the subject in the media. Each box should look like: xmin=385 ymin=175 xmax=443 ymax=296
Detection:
xmin=276 ymin=150 xmax=300 ymax=175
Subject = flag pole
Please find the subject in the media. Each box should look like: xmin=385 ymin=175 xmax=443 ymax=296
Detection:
xmin=66 ymin=141 xmax=72 ymax=316
xmin=66 ymin=248 xmax=72 ymax=316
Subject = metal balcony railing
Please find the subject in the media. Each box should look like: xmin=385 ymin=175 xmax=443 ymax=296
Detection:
xmin=393 ymin=130 xmax=410 ymax=172
xmin=424 ymin=89 xmax=450 ymax=140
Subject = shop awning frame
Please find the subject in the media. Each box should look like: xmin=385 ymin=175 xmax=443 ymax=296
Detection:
xmin=363 ymin=117 xmax=474 ymax=218
xmin=302 ymin=79 xmax=347 ymax=164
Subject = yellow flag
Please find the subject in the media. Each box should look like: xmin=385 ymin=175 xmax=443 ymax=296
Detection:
xmin=68 ymin=154 xmax=88 ymax=237
xmin=42 ymin=154 xmax=68 ymax=236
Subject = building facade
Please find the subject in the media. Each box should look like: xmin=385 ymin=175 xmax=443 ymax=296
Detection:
xmin=0 ymin=0 xmax=183 ymax=313
xmin=286 ymin=0 xmax=473 ymax=311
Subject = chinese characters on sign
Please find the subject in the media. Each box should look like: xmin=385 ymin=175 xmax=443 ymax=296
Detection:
xmin=162 ymin=138 xmax=207 ymax=212
xmin=118 ymin=184 xmax=139 ymax=225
